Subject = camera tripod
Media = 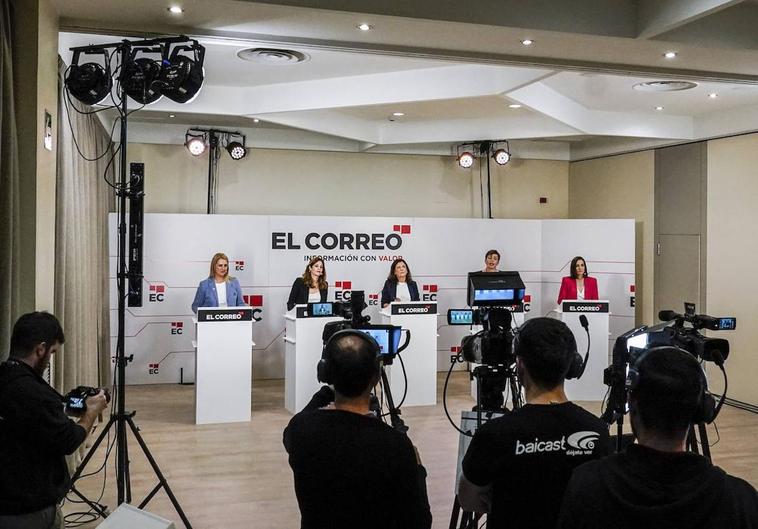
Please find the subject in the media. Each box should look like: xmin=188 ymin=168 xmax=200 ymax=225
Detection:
xmin=66 ymin=38 xmax=191 ymax=528
xmin=449 ymin=363 xmax=522 ymax=529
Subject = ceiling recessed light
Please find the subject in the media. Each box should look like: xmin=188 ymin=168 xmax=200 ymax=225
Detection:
xmin=663 ymin=51 xmax=677 ymax=59
xmin=392 ymin=112 xmax=405 ymax=117
xmin=168 ymin=6 xmax=183 ymax=14
xmin=708 ymin=92 xmax=718 ymax=99
xmin=357 ymin=23 xmax=372 ymax=31
xmin=253 ymin=118 xmax=260 ymax=123
xmin=521 ymin=39 xmax=534 ymax=46
xmin=169 ymin=114 xmax=175 ymax=118
xmin=508 ymin=104 xmax=522 ymax=109
xmin=655 ymin=106 xmax=665 ymax=111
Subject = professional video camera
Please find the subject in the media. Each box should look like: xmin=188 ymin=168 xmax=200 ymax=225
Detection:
xmin=602 ymin=303 xmax=735 ymax=453
xmin=63 ymin=386 xmax=112 ymax=416
xmin=309 ymin=291 xmax=410 ymax=432
xmin=446 ymin=271 xmax=526 ymax=413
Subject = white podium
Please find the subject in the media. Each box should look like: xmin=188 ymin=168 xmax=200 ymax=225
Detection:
xmin=471 ymin=305 xmax=525 ymax=399
xmin=559 ymin=300 xmax=610 ymax=401
xmin=284 ymin=305 xmax=342 ymax=413
xmin=381 ymin=301 xmax=438 ymax=407
xmin=195 ymin=307 xmax=254 ymax=425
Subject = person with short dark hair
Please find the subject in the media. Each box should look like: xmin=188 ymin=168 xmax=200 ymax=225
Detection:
xmin=558 ymin=347 xmax=758 ymax=529
xmin=283 ymin=332 xmax=432 ymax=529
xmin=557 ymin=255 xmax=599 ymax=304
xmin=380 ymin=258 xmax=420 ymax=307
xmin=483 ymin=249 xmax=501 ymax=273
xmin=458 ymin=317 xmax=609 ymax=529
xmin=0 ymin=312 xmax=108 ymax=529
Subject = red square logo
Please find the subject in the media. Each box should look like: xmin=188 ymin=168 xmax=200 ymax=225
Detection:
xmin=342 ymin=281 xmax=352 ymax=289
xmin=401 ymin=224 xmax=411 ymax=234
xmin=450 ymin=346 xmax=461 ymax=353
xmin=524 ymin=294 xmax=531 ymax=302
xmin=149 ymin=363 xmax=159 ymax=368
xmin=630 ymin=285 xmax=636 ymax=293
xmin=171 ymin=322 xmax=183 ymax=328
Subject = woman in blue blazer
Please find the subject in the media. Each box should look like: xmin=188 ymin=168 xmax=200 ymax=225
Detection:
xmin=191 ymin=252 xmax=246 ymax=313
xmin=381 ymin=258 xmax=420 ymax=308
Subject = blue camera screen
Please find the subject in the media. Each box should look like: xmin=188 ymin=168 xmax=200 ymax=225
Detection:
xmin=449 ymin=310 xmax=473 ymax=325
xmin=360 ymin=328 xmax=402 ymax=356
xmin=311 ymin=303 xmax=333 ymax=316
xmin=474 ymin=288 xmax=514 ymax=302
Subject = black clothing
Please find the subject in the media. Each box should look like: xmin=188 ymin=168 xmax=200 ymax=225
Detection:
xmin=461 ymin=402 xmax=609 ymax=529
xmin=0 ymin=360 xmax=86 ymax=515
xmin=558 ymin=443 xmax=758 ymax=529
xmin=287 ymin=277 xmax=328 ymax=311
xmin=380 ymin=279 xmax=420 ymax=307
xmin=283 ymin=386 xmax=432 ymax=529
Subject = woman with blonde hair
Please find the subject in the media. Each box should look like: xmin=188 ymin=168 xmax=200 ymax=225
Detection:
xmin=191 ymin=252 xmax=246 ymax=313
xmin=287 ymin=257 xmax=328 ymax=310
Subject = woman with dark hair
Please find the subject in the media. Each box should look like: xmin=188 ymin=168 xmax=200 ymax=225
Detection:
xmin=483 ymin=249 xmax=501 ymax=273
xmin=557 ymin=256 xmax=599 ymax=304
xmin=287 ymin=257 xmax=329 ymax=311
xmin=381 ymin=258 xmax=420 ymax=308
xmin=191 ymin=252 xmax=246 ymax=313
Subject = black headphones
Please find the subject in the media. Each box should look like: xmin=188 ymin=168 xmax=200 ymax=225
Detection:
xmin=316 ymin=329 xmax=381 ymax=385
xmin=513 ymin=318 xmax=585 ymax=380
xmin=626 ymin=346 xmax=716 ymax=424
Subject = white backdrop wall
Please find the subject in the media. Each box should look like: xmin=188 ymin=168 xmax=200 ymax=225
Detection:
xmin=109 ymin=214 xmax=635 ymax=384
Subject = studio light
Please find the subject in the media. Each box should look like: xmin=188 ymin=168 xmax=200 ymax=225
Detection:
xmin=185 ymin=133 xmax=207 ymax=156
xmin=65 ymin=50 xmax=112 ymax=106
xmin=159 ymin=44 xmax=206 ymax=103
xmin=492 ymin=142 xmax=511 ymax=165
xmin=226 ymin=141 xmax=246 ymax=160
xmin=458 ymin=151 xmax=475 ymax=169
xmin=123 ymin=56 xmax=163 ymax=105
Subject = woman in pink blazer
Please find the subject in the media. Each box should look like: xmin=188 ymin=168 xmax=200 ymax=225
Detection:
xmin=557 ymin=256 xmax=599 ymax=304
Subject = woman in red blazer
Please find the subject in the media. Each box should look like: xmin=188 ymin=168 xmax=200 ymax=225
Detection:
xmin=557 ymin=256 xmax=599 ymax=304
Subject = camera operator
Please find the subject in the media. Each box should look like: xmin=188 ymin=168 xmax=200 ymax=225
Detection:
xmin=458 ymin=317 xmax=609 ymax=529
xmin=283 ymin=331 xmax=432 ymax=529
xmin=0 ymin=312 xmax=108 ymax=529
xmin=558 ymin=346 xmax=758 ymax=529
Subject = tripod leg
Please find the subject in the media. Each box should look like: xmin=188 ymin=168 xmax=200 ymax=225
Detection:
xmin=69 ymin=415 xmax=116 ymax=484
xmin=124 ymin=426 xmax=132 ymax=504
xmin=126 ymin=416 xmax=193 ymax=529
xmin=449 ymin=495 xmax=461 ymax=529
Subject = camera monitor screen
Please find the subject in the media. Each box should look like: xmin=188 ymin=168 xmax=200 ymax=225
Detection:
xmin=358 ymin=326 xmax=402 ymax=357
xmin=467 ymin=271 xmax=526 ymax=307
xmin=448 ymin=309 xmax=474 ymax=325
xmin=307 ymin=302 xmax=334 ymax=317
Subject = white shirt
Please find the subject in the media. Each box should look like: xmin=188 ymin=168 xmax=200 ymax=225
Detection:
xmin=215 ymin=281 xmax=228 ymax=307
xmin=308 ymin=290 xmax=321 ymax=303
xmin=577 ymin=285 xmax=585 ymax=300
xmin=395 ymin=282 xmax=411 ymax=302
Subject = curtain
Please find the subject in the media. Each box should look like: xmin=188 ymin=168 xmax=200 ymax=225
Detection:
xmin=0 ymin=0 xmax=21 ymax=362
xmin=54 ymin=57 xmax=114 ymax=390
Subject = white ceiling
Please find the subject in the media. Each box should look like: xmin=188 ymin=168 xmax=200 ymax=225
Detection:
xmin=55 ymin=0 xmax=758 ymax=160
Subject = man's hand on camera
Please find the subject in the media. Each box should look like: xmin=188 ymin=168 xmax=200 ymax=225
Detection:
xmin=78 ymin=390 xmax=109 ymax=433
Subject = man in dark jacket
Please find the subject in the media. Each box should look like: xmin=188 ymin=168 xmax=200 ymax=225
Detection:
xmin=558 ymin=346 xmax=758 ymax=529
xmin=283 ymin=330 xmax=432 ymax=529
xmin=0 ymin=312 xmax=108 ymax=529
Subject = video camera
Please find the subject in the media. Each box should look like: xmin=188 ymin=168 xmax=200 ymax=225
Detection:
xmin=446 ymin=272 xmax=526 ymax=412
xmin=602 ymin=303 xmax=735 ymax=426
xmin=63 ymin=386 xmax=111 ymax=416
xmin=313 ymin=291 xmax=410 ymax=364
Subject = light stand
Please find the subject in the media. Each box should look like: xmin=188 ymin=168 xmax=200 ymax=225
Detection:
xmin=65 ymin=37 xmax=197 ymax=528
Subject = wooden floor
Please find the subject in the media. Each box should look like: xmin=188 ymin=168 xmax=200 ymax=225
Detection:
xmin=65 ymin=373 xmax=758 ymax=529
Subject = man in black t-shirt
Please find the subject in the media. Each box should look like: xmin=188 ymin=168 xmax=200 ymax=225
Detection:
xmin=0 ymin=312 xmax=108 ymax=529
xmin=283 ymin=331 xmax=432 ymax=529
xmin=458 ymin=317 xmax=609 ymax=529
xmin=558 ymin=346 xmax=758 ymax=529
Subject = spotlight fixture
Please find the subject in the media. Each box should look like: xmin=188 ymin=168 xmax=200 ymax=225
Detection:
xmin=158 ymin=42 xmax=206 ymax=103
xmin=123 ymin=54 xmax=164 ymax=105
xmin=492 ymin=145 xmax=511 ymax=165
xmin=185 ymin=133 xmax=207 ymax=156
xmin=226 ymin=140 xmax=246 ymax=160
xmin=663 ymin=51 xmax=677 ymax=59
xmin=458 ymin=151 xmax=475 ymax=169
xmin=64 ymin=50 xmax=112 ymax=105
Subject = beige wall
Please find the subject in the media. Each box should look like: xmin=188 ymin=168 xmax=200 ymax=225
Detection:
xmin=128 ymin=143 xmax=569 ymax=219
xmin=10 ymin=0 xmax=58 ymax=312
xmin=706 ymin=133 xmax=758 ymax=404
xmin=569 ymin=151 xmax=655 ymax=326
